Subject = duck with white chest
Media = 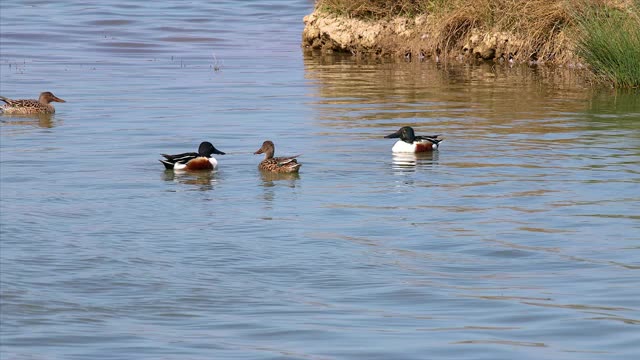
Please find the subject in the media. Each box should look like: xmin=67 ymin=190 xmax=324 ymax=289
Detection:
xmin=384 ymin=126 xmax=443 ymax=153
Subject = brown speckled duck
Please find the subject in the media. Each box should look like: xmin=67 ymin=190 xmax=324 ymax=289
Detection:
xmin=254 ymin=140 xmax=301 ymax=173
xmin=0 ymin=92 xmax=66 ymax=115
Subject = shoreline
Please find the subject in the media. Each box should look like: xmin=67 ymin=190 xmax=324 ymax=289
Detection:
xmin=302 ymin=0 xmax=640 ymax=88
xmin=302 ymin=9 xmax=581 ymax=67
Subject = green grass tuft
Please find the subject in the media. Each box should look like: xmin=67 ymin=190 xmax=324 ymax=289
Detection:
xmin=575 ymin=6 xmax=640 ymax=88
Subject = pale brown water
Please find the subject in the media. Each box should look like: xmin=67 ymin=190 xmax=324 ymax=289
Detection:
xmin=1 ymin=1 xmax=639 ymax=359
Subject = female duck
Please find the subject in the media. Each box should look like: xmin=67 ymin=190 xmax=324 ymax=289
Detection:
xmin=0 ymin=92 xmax=66 ymax=115
xmin=160 ymin=141 xmax=225 ymax=171
xmin=384 ymin=126 xmax=443 ymax=153
xmin=254 ymin=140 xmax=301 ymax=173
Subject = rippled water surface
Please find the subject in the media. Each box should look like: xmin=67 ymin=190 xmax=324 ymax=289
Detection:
xmin=1 ymin=1 xmax=639 ymax=359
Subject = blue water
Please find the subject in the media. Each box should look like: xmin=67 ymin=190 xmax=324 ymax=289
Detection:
xmin=1 ymin=1 xmax=639 ymax=359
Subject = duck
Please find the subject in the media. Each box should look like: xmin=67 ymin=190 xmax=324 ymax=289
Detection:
xmin=384 ymin=126 xmax=443 ymax=153
xmin=0 ymin=92 xmax=66 ymax=115
xmin=159 ymin=141 xmax=225 ymax=171
xmin=254 ymin=140 xmax=301 ymax=173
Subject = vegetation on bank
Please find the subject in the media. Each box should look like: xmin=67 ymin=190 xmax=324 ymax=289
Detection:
xmin=312 ymin=0 xmax=640 ymax=87
xmin=575 ymin=5 xmax=640 ymax=87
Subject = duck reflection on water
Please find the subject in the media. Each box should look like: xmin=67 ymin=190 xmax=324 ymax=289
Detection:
xmin=162 ymin=169 xmax=217 ymax=191
xmin=391 ymin=151 xmax=439 ymax=172
xmin=0 ymin=112 xmax=57 ymax=128
xmin=259 ymin=170 xmax=300 ymax=187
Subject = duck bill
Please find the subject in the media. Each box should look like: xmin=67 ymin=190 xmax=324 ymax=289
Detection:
xmin=384 ymin=130 xmax=401 ymax=139
xmin=53 ymin=96 xmax=66 ymax=103
xmin=213 ymin=148 xmax=225 ymax=155
xmin=254 ymin=148 xmax=264 ymax=155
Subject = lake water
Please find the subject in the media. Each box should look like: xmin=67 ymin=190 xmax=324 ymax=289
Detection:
xmin=1 ymin=1 xmax=639 ymax=359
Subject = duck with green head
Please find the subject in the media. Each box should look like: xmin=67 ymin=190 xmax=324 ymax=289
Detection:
xmin=159 ymin=141 xmax=225 ymax=171
xmin=384 ymin=126 xmax=443 ymax=153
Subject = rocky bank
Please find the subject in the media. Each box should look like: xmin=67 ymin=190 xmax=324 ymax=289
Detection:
xmin=302 ymin=9 xmax=580 ymax=66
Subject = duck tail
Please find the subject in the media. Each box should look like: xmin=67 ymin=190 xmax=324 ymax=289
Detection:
xmin=159 ymin=160 xmax=174 ymax=170
xmin=0 ymin=96 xmax=10 ymax=104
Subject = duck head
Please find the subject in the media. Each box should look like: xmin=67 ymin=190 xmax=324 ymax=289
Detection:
xmin=39 ymin=92 xmax=66 ymax=104
xmin=198 ymin=141 xmax=225 ymax=157
xmin=384 ymin=126 xmax=416 ymax=143
xmin=254 ymin=140 xmax=275 ymax=159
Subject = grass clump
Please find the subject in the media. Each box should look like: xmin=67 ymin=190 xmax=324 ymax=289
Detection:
xmin=574 ymin=5 xmax=640 ymax=87
xmin=317 ymin=0 xmax=434 ymax=18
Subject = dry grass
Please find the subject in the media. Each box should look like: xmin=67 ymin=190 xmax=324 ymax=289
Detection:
xmin=316 ymin=0 xmax=433 ymax=18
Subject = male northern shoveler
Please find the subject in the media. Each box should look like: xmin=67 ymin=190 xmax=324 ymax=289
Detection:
xmin=0 ymin=92 xmax=66 ymax=115
xmin=254 ymin=140 xmax=301 ymax=173
xmin=159 ymin=141 xmax=225 ymax=171
xmin=384 ymin=126 xmax=443 ymax=153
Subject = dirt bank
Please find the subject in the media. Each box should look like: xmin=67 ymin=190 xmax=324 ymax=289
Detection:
xmin=302 ymin=8 xmax=580 ymax=66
